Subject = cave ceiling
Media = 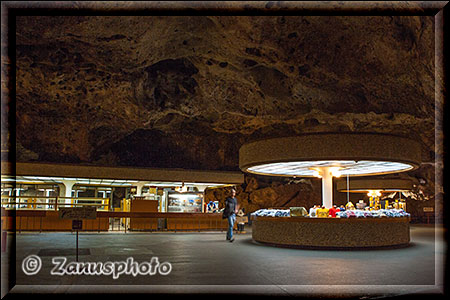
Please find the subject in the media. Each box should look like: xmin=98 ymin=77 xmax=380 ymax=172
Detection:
xmin=11 ymin=15 xmax=436 ymax=172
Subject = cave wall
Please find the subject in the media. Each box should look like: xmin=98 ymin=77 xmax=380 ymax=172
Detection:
xmin=13 ymin=15 xmax=436 ymax=168
xmin=7 ymin=14 xmax=441 ymax=220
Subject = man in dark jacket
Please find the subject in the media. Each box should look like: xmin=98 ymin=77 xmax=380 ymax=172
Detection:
xmin=224 ymin=188 xmax=238 ymax=242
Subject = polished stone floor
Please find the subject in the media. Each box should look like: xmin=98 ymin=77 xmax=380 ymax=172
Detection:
xmin=1 ymin=224 xmax=446 ymax=297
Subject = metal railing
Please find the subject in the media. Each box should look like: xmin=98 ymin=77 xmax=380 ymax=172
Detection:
xmin=102 ymin=212 xmax=230 ymax=233
xmin=1 ymin=195 xmax=109 ymax=211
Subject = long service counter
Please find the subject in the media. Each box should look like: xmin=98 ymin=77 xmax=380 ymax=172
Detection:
xmin=1 ymin=209 xmax=231 ymax=232
xmin=251 ymin=216 xmax=410 ymax=249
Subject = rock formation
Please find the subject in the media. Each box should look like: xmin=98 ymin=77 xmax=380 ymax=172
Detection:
xmin=7 ymin=13 xmax=441 ymax=220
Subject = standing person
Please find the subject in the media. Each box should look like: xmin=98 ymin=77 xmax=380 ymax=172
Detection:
xmin=222 ymin=188 xmax=238 ymax=242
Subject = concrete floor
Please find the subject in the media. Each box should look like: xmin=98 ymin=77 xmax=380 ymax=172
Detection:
xmin=1 ymin=224 xmax=446 ymax=297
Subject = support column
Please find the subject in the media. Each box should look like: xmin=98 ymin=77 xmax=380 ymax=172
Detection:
xmin=60 ymin=180 xmax=77 ymax=205
xmin=320 ymin=167 xmax=333 ymax=209
xmin=135 ymin=182 xmax=147 ymax=196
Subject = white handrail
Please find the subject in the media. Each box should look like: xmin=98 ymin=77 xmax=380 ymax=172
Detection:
xmin=1 ymin=195 xmax=109 ymax=211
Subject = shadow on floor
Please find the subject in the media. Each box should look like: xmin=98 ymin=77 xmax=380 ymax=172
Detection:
xmin=241 ymin=237 xmax=418 ymax=251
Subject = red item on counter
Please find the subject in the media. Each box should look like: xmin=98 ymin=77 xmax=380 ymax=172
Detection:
xmin=328 ymin=207 xmax=339 ymax=218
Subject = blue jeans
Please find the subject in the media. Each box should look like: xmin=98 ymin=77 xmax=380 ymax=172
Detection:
xmin=227 ymin=214 xmax=236 ymax=240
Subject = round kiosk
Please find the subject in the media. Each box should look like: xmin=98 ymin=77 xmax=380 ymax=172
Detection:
xmin=239 ymin=133 xmax=421 ymax=249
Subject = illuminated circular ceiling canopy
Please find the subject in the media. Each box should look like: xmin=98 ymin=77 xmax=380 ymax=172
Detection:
xmin=239 ymin=133 xmax=421 ymax=177
xmin=246 ymin=160 xmax=414 ymax=177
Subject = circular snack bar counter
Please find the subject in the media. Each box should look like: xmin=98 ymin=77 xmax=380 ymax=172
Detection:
xmin=251 ymin=215 xmax=410 ymax=249
xmin=240 ymin=133 xmax=420 ymax=249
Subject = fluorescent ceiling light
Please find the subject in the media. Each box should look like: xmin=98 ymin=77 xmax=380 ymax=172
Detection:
xmin=0 ymin=178 xmax=15 ymax=181
xmin=6 ymin=176 xmax=229 ymax=188
xmin=247 ymin=160 xmax=414 ymax=177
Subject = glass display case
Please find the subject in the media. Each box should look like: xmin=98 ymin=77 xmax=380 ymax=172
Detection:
xmin=167 ymin=192 xmax=203 ymax=213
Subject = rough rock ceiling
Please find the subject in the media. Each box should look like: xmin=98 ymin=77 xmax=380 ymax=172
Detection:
xmin=13 ymin=15 xmax=436 ymax=172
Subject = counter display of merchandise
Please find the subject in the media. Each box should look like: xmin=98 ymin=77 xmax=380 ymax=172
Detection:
xmin=251 ymin=209 xmax=290 ymax=217
xmin=167 ymin=192 xmax=203 ymax=213
xmin=251 ymin=208 xmax=410 ymax=249
xmin=251 ymin=208 xmax=410 ymax=218
xmin=336 ymin=209 xmax=410 ymax=218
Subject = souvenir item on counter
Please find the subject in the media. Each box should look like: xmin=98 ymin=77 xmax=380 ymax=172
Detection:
xmin=290 ymin=207 xmax=308 ymax=217
xmin=309 ymin=205 xmax=319 ymax=217
xmin=316 ymin=206 xmax=330 ymax=218
xmin=328 ymin=205 xmax=339 ymax=218
xmin=345 ymin=201 xmax=355 ymax=210
xmin=251 ymin=209 xmax=290 ymax=217
xmin=336 ymin=209 xmax=409 ymax=218
xmin=393 ymin=200 xmax=399 ymax=209
xmin=356 ymin=200 xmax=366 ymax=210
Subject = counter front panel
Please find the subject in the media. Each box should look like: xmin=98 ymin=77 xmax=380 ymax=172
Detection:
xmin=252 ymin=216 xmax=410 ymax=249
